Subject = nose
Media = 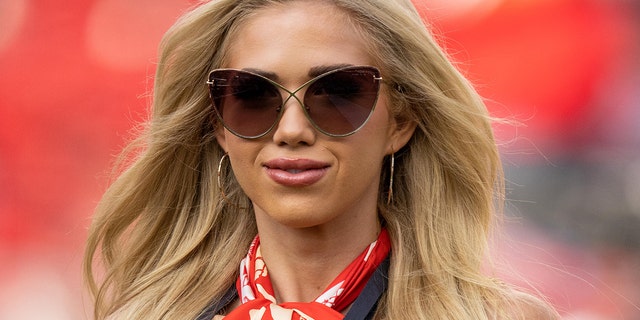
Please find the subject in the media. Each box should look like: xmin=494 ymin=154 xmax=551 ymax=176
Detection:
xmin=272 ymin=93 xmax=317 ymax=146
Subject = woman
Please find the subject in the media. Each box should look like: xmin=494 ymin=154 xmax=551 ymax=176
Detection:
xmin=84 ymin=0 xmax=559 ymax=319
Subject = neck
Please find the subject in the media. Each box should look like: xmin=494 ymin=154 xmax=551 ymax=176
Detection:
xmin=255 ymin=214 xmax=381 ymax=304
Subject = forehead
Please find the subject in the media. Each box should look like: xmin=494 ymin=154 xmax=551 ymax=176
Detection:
xmin=222 ymin=1 xmax=375 ymax=73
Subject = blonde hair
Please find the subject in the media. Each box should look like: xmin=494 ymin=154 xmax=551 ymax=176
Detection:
xmin=84 ymin=0 xmax=558 ymax=319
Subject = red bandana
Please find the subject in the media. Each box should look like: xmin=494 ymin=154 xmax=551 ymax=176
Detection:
xmin=224 ymin=229 xmax=391 ymax=320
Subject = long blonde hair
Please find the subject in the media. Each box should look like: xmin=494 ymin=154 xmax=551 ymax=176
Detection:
xmin=84 ymin=0 xmax=556 ymax=319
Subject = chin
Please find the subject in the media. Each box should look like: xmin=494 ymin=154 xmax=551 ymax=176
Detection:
xmin=258 ymin=205 xmax=338 ymax=230
xmin=253 ymin=197 xmax=348 ymax=230
xmin=272 ymin=215 xmax=331 ymax=229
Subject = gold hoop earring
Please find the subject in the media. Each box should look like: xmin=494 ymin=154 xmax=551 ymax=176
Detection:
xmin=387 ymin=152 xmax=395 ymax=205
xmin=217 ymin=154 xmax=249 ymax=209
xmin=217 ymin=153 xmax=230 ymax=201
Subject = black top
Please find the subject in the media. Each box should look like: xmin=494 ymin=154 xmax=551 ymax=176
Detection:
xmin=195 ymin=257 xmax=390 ymax=320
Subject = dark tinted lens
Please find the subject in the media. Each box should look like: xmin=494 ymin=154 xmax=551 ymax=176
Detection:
xmin=209 ymin=70 xmax=282 ymax=137
xmin=304 ymin=68 xmax=380 ymax=135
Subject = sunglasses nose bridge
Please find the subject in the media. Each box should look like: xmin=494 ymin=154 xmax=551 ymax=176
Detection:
xmin=278 ymin=83 xmax=311 ymax=118
xmin=273 ymin=83 xmax=319 ymax=131
xmin=279 ymin=81 xmax=306 ymax=104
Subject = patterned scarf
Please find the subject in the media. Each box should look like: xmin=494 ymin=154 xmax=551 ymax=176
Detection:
xmin=223 ymin=229 xmax=391 ymax=320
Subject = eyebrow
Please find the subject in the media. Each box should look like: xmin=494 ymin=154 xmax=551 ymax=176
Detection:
xmin=308 ymin=64 xmax=354 ymax=78
xmin=241 ymin=63 xmax=356 ymax=83
xmin=242 ymin=68 xmax=279 ymax=82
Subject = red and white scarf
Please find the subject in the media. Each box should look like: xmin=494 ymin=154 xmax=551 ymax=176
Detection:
xmin=224 ymin=229 xmax=391 ymax=320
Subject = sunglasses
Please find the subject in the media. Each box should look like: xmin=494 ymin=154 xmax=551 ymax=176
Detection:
xmin=207 ymin=66 xmax=382 ymax=139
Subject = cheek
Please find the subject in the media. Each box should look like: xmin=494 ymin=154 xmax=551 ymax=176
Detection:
xmin=224 ymin=136 xmax=260 ymax=183
xmin=357 ymin=107 xmax=395 ymax=153
xmin=336 ymin=135 xmax=388 ymax=183
xmin=336 ymin=148 xmax=385 ymax=207
xmin=227 ymin=152 xmax=262 ymax=205
xmin=228 ymin=150 xmax=257 ymax=176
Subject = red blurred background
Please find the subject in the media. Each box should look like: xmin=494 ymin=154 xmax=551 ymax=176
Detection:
xmin=1 ymin=0 xmax=638 ymax=318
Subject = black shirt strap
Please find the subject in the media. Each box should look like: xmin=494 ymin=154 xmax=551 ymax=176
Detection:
xmin=344 ymin=256 xmax=390 ymax=320
xmin=195 ymin=284 xmax=238 ymax=320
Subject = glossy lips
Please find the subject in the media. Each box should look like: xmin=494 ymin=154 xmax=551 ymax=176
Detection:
xmin=263 ymin=158 xmax=330 ymax=187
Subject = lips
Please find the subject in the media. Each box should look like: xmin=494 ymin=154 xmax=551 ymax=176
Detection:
xmin=263 ymin=158 xmax=330 ymax=187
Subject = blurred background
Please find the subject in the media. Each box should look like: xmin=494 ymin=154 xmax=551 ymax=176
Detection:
xmin=0 ymin=0 xmax=638 ymax=318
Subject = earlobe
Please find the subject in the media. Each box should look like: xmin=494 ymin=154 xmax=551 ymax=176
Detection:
xmin=388 ymin=120 xmax=417 ymax=154
xmin=215 ymin=127 xmax=228 ymax=152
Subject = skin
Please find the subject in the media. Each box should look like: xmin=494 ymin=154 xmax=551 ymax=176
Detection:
xmin=215 ymin=0 xmax=415 ymax=308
